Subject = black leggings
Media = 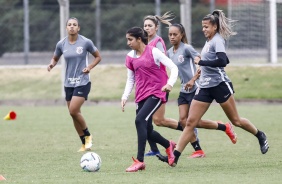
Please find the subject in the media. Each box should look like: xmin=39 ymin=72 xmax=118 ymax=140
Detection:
xmin=135 ymin=96 xmax=170 ymax=162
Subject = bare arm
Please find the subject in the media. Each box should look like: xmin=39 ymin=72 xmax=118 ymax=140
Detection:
xmin=82 ymin=50 xmax=102 ymax=73
xmin=47 ymin=55 xmax=60 ymax=72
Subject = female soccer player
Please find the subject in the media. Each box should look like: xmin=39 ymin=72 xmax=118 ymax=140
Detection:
xmin=47 ymin=17 xmax=101 ymax=152
xmin=143 ymin=12 xmax=204 ymax=158
xmin=169 ymin=10 xmax=269 ymax=167
xmin=121 ymin=27 xmax=178 ymax=172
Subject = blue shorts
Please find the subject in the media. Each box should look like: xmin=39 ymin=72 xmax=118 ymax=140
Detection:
xmin=64 ymin=82 xmax=91 ymax=101
xmin=193 ymin=82 xmax=235 ymax=103
xmin=177 ymin=91 xmax=196 ymax=106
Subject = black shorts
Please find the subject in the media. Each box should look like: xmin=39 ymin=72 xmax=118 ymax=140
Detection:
xmin=178 ymin=91 xmax=196 ymax=106
xmin=165 ymin=92 xmax=169 ymax=102
xmin=64 ymin=82 xmax=91 ymax=101
xmin=193 ymin=82 xmax=235 ymax=103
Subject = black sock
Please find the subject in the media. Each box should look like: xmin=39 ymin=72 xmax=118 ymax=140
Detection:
xmin=217 ymin=123 xmax=226 ymax=131
xmin=255 ymin=130 xmax=263 ymax=138
xmin=173 ymin=150 xmax=181 ymax=164
xmin=83 ymin=128 xmax=91 ymax=136
xmin=80 ymin=135 xmax=85 ymax=144
xmin=176 ymin=122 xmax=183 ymax=131
xmin=191 ymin=140 xmax=202 ymax=151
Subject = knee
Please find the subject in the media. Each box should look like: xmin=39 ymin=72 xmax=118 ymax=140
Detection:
xmin=231 ymin=118 xmax=245 ymax=127
xmin=179 ymin=117 xmax=187 ymax=127
xmin=153 ymin=116 xmax=164 ymax=127
xmin=186 ymin=117 xmax=197 ymax=128
xmin=69 ymin=109 xmax=78 ymax=118
xmin=135 ymin=117 xmax=142 ymax=125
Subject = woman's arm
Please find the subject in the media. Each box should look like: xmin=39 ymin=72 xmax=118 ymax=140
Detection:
xmin=82 ymin=50 xmax=102 ymax=73
xmin=121 ymin=69 xmax=135 ymax=112
xmin=195 ymin=52 xmax=229 ymax=67
xmin=152 ymin=48 xmax=178 ymax=91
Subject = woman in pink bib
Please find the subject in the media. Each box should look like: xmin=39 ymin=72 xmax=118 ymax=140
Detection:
xmin=121 ymin=27 xmax=178 ymax=172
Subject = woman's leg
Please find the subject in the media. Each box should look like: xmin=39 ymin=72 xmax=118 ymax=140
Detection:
xmin=220 ymin=95 xmax=269 ymax=154
xmin=153 ymin=103 xmax=179 ymax=129
xmin=171 ymin=100 xmax=210 ymax=166
xmin=68 ymin=96 xmax=92 ymax=150
xmin=146 ymin=103 xmax=180 ymax=156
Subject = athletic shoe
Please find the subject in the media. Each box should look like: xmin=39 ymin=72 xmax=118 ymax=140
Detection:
xmin=144 ymin=150 xmax=160 ymax=156
xmin=156 ymin=153 xmax=168 ymax=163
xmin=258 ymin=131 xmax=269 ymax=154
xmin=125 ymin=157 xmax=145 ymax=172
xmin=165 ymin=140 xmax=176 ymax=166
xmin=188 ymin=150 xmax=206 ymax=158
xmin=85 ymin=135 xmax=93 ymax=149
xmin=225 ymin=122 xmax=237 ymax=144
xmin=77 ymin=144 xmax=86 ymax=152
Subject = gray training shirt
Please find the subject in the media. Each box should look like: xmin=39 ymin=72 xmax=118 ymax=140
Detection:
xmin=167 ymin=42 xmax=200 ymax=93
xmin=199 ymin=33 xmax=231 ymax=88
xmin=54 ymin=34 xmax=98 ymax=87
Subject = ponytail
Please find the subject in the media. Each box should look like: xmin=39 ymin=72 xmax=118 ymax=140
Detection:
xmin=203 ymin=9 xmax=237 ymax=39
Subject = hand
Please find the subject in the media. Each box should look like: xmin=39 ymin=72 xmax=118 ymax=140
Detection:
xmin=184 ymin=80 xmax=194 ymax=91
xmin=161 ymin=84 xmax=172 ymax=92
xmin=194 ymin=57 xmax=201 ymax=65
xmin=196 ymin=67 xmax=201 ymax=75
xmin=121 ymin=99 xmax=127 ymax=112
xmin=47 ymin=64 xmax=54 ymax=72
xmin=82 ymin=67 xmax=91 ymax=73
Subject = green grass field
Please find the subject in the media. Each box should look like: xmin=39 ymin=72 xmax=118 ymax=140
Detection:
xmin=1 ymin=104 xmax=281 ymax=184
xmin=1 ymin=65 xmax=282 ymax=101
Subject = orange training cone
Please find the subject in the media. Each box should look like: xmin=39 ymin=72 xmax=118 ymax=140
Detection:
xmin=0 ymin=175 xmax=6 ymax=180
xmin=3 ymin=111 xmax=17 ymax=120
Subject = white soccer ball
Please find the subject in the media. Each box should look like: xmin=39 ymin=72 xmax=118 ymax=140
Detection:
xmin=80 ymin=152 xmax=102 ymax=172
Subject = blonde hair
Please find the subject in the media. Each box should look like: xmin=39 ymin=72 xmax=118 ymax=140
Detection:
xmin=203 ymin=9 xmax=237 ymax=40
xmin=143 ymin=11 xmax=174 ymax=27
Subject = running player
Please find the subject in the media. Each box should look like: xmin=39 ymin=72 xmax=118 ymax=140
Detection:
xmin=143 ymin=12 xmax=204 ymax=158
xmin=121 ymin=27 xmax=178 ymax=172
xmin=168 ymin=10 xmax=269 ymax=167
xmin=156 ymin=23 xmax=237 ymax=162
xmin=47 ymin=17 xmax=101 ymax=152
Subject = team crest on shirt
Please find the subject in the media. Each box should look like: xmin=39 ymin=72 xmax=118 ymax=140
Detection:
xmin=178 ymin=55 xmax=184 ymax=63
xmin=76 ymin=46 xmax=83 ymax=54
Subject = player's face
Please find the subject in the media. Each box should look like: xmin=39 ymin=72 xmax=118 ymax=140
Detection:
xmin=144 ymin=19 xmax=158 ymax=37
xmin=126 ymin=34 xmax=140 ymax=50
xmin=168 ymin=26 xmax=182 ymax=46
xmin=202 ymin=20 xmax=217 ymax=40
xmin=66 ymin=19 xmax=80 ymax=35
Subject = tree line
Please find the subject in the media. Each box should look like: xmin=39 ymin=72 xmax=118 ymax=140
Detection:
xmin=0 ymin=0 xmax=226 ymax=56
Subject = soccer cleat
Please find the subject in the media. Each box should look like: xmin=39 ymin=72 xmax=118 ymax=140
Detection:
xmin=165 ymin=140 xmax=176 ymax=166
xmin=85 ymin=135 xmax=93 ymax=149
xmin=258 ymin=131 xmax=269 ymax=154
xmin=156 ymin=153 xmax=168 ymax=163
xmin=188 ymin=150 xmax=206 ymax=158
xmin=77 ymin=144 xmax=91 ymax=152
xmin=125 ymin=157 xmax=145 ymax=172
xmin=144 ymin=150 xmax=160 ymax=156
xmin=225 ymin=122 xmax=237 ymax=144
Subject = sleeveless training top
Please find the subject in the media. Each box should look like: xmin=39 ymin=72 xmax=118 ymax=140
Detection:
xmin=125 ymin=45 xmax=168 ymax=103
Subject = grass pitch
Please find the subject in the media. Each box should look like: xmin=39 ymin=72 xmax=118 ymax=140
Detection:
xmin=0 ymin=103 xmax=281 ymax=184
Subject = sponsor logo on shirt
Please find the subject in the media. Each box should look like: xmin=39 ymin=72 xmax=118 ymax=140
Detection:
xmin=201 ymin=77 xmax=211 ymax=86
xmin=178 ymin=55 xmax=184 ymax=63
xmin=68 ymin=77 xmax=81 ymax=85
xmin=76 ymin=46 xmax=83 ymax=54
